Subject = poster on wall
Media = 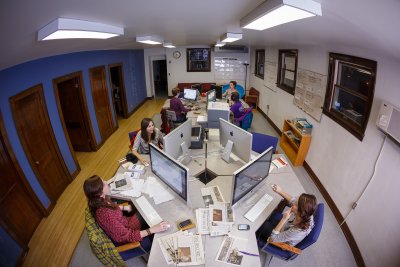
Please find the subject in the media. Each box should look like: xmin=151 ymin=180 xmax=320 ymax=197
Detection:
xmin=293 ymin=68 xmax=327 ymax=122
xmin=214 ymin=57 xmax=246 ymax=86
xmin=263 ymin=60 xmax=278 ymax=92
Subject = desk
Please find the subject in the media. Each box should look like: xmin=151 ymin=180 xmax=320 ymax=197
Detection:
xmin=112 ymin=135 xmax=305 ymax=266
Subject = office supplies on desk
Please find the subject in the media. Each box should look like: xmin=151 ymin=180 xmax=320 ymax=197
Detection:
xmin=244 ymin=193 xmax=273 ymax=222
xmin=123 ymin=163 xmax=146 ymax=174
xmin=135 ymin=196 xmax=163 ymax=226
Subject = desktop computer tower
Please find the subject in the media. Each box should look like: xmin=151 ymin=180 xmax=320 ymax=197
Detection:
xmin=207 ymin=102 xmax=230 ymax=128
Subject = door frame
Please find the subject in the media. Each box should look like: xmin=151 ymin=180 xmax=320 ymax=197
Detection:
xmin=150 ymin=55 xmax=167 ymax=97
xmin=9 ymin=84 xmax=72 ymax=206
xmin=53 ymin=71 xmax=96 ymax=167
xmin=108 ymin=63 xmax=128 ymax=119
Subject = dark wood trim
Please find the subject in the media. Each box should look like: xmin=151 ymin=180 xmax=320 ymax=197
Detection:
xmin=303 ymin=162 xmax=365 ymax=267
xmin=277 ymin=49 xmax=298 ymax=95
xmin=254 ymin=49 xmax=265 ymax=79
xmin=259 ymin=110 xmax=365 ymax=267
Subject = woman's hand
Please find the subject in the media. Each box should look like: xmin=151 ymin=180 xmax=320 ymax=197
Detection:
xmin=150 ymin=221 xmax=171 ymax=233
xmin=120 ymin=204 xmax=133 ymax=213
xmin=140 ymin=158 xmax=149 ymax=166
xmin=272 ymin=184 xmax=283 ymax=194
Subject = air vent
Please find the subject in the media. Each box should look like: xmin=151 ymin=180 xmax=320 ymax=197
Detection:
xmin=214 ymin=45 xmax=249 ymax=53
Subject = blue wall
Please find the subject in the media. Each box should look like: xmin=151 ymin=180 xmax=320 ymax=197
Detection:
xmin=0 ymin=227 xmax=22 ymax=267
xmin=0 ymin=49 xmax=147 ymax=208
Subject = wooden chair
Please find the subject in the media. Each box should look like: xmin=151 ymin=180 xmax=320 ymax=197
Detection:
xmin=245 ymin=87 xmax=259 ymax=109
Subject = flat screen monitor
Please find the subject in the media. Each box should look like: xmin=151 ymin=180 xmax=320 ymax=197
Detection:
xmin=207 ymin=89 xmax=216 ymax=105
xmin=219 ymin=118 xmax=252 ymax=163
xmin=231 ymin=147 xmax=274 ymax=206
xmin=183 ymin=88 xmax=197 ymax=101
xmin=149 ymin=144 xmax=188 ymax=202
xmin=191 ymin=84 xmax=201 ymax=91
xmin=210 ymin=85 xmax=223 ymax=99
xmin=163 ymin=119 xmax=192 ymax=160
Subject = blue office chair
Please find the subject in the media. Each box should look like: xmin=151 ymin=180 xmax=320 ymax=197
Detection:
xmin=222 ymin=84 xmax=245 ymax=99
xmin=257 ymin=203 xmax=325 ymax=266
xmin=251 ymin=132 xmax=278 ymax=154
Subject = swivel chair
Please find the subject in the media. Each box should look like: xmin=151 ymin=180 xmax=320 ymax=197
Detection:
xmin=165 ymin=109 xmax=182 ymax=130
xmin=257 ymin=203 xmax=324 ymax=267
xmin=128 ymin=130 xmax=139 ymax=150
xmin=222 ymin=84 xmax=245 ymax=99
xmin=251 ymin=132 xmax=278 ymax=154
xmin=84 ymin=207 xmax=151 ymax=266
xmin=233 ymin=108 xmax=253 ymax=130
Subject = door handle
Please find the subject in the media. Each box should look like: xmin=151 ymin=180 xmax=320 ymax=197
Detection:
xmin=35 ymin=161 xmax=40 ymax=165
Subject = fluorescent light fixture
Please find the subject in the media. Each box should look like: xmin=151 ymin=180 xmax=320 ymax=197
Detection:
xmin=215 ymin=42 xmax=226 ymax=47
xmin=38 ymin=18 xmax=123 ymax=40
xmin=136 ymin=35 xmax=162 ymax=45
xmin=163 ymin=43 xmax=176 ymax=48
xmin=220 ymin=32 xmax=242 ymax=43
xmin=240 ymin=0 xmax=322 ymax=31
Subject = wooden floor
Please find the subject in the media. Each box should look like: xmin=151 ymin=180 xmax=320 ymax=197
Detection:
xmin=24 ymin=98 xmax=165 ymax=267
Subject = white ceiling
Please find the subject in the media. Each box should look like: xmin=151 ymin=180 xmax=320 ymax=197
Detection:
xmin=1 ymin=0 xmax=399 ymax=70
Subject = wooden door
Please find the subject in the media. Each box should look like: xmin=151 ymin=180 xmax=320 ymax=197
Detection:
xmin=0 ymin=112 xmax=44 ymax=248
xmin=109 ymin=63 xmax=128 ymax=118
xmin=89 ymin=66 xmax=115 ymax=141
xmin=55 ymin=73 xmax=94 ymax=151
xmin=10 ymin=84 xmax=71 ymax=204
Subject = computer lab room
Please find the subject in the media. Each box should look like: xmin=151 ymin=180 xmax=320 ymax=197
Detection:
xmin=0 ymin=1 xmax=399 ymax=267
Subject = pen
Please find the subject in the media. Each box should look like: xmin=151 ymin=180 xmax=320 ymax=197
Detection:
xmin=239 ymin=250 xmax=259 ymax=257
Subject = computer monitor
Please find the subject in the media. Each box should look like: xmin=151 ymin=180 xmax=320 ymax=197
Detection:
xmin=219 ymin=118 xmax=252 ymax=163
xmin=210 ymin=85 xmax=222 ymax=99
xmin=191 ymin=83 xmax=201 ymax=91
xmin=149 ymin=143 xmax=188 ymax=202
xmin=163 ymin=119 xmax=192 ymax=162
xmin=231 ymin=147 xmax=274 ymax=207
xmin=183 ymin=88 xmax=197 ymax=101
xmin=206 ymin=89 xmax=216 ymax=105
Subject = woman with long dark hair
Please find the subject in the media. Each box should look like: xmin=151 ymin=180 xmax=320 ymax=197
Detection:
xmin=83 ymin=175 xmax=169 ymax=244
xmin=257 ymin=184 xmax=317 ymax=246
xmin=131 ymin=118 xmax=164 ymax=165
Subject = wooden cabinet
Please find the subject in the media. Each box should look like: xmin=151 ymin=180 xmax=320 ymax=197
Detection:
xmin=280 ymin=120 xmax=311 ymax=166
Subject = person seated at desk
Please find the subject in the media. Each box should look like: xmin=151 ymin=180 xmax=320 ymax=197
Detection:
xmin=83 ymin=175 xmax=169 ymax=244
xmin=256 ymin=184 xmax=317 ymax=246
xmin=132 ymin=118 xmax=164 ymax=165
xmin=170 ymin=88 xmax=193 ymax=122
xmin=230 ymin=91 xmax=245 ymax=125
xmin=222 ymin=80 xmax=238 ymax=102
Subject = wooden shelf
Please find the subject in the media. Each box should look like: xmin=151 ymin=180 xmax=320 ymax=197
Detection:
xmin=279 ymin=120 xmax=311 ymax=166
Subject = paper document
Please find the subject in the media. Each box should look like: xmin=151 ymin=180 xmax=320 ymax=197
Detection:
xmin=158 ymin=231 xmax=205 ymax=266
xmin=142 ymin=176 xmax=175 ymax=204
xmin=196 ymin=115 xmax=207 ymax=123
xmin=272 ymin=157 xmax=288 ymax=168
xmin=201 ymin=186 xmax=225 ymax=207
xmin=122 ymin=162 xmax=146 ymax=174
xmin=209 ymin=202 xmax=234 ymax=236
xmin=119 ymin=179 xmax=144 ymax=198
xmin=195 ymin=208 xmax=210 ymax=235
xmin=216 ymin=235 xmax=248 ymax=266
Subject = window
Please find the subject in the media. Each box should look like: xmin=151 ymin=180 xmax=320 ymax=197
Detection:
xmin=277 ymin=49 xmax=298 ymax=95
xmin=255 ymin=49 xmax=265 ymax=79
xmin=323 ymin=53 xmax=377 ymax=141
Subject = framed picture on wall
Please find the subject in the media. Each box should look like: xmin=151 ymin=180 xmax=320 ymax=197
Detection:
xmin=187 ymin=48 xmax=211 ymax=72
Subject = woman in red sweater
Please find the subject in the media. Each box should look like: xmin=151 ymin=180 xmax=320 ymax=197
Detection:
xmin=83 ymin=175 xmax=169 ymax=244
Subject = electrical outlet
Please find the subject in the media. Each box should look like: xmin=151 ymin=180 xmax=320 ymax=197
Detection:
xmin=266 ymin=104 xmax=270 ymax=109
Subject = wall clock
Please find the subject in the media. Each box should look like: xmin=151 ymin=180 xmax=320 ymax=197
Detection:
xmin=173 ymin=51 xmax=181 ymax=59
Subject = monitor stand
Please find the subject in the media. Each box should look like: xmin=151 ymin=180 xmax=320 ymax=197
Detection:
xmin=180 ymin=141 xmax=192 ymax=165
xmin=221 ymin=140 xmax=233 ymax=163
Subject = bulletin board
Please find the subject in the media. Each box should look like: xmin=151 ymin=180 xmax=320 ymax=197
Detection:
xmin=293 ymin=68 xmax=327 ymax=122
xmin=263 ymin=60 xmax=278 ymax=92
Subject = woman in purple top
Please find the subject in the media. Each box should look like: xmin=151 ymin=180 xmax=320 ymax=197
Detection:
xmin=170 ymin=88 xmax=192 ymax=122
xmin=230 ymin=91 xmax=245 ymax=125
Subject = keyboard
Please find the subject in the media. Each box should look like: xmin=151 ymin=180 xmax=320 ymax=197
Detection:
xmin=244 ymin=193 xmax=273 ymax=222
xmin=135 ymin=196 xmax=163 ymax=226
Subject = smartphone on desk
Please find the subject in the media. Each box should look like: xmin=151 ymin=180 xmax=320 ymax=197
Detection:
xmin=178 ymin=219 xmax=192 ymax=229
xmin=238 ymin=224 xmax=250 ymax=230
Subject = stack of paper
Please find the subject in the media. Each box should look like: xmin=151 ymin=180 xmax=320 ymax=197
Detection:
xmin=122 ymin=162 xmax=146 ymax=174
xmin=200 ymin=186 xmax=225 ymax=207
xmin=216 ymin=235 xmax=249 ymax=266
xmin=195 ymin=202 xmax=234 ymax=236
xmin=272 ymin=157 xmax=288 ymax=168
xmin=158 ymin=231 xmax=205 ymax=266
xmin=142 ymin=176 xmax=175 ymax=205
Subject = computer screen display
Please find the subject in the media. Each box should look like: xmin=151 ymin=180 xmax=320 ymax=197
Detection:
xmin=231 ymin=147 xmax=273 ymax=206
xmin=149 ymin=143 xmax=188 ymax=202
xmin=210 ymin=85 xmax=222 ymax=99
xmin=219 ymin=118 xmax=252 ymax=162
xmin=163 ymin=119 xmax=192 ymax=159
xmin=207 ymin=89 xmax=216 ymax=104
xmin=183 ymin=88 xmax=197 ymax=101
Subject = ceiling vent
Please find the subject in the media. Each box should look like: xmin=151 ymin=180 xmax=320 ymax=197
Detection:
xmin=214 ymin=45 xmax=249 ymax=53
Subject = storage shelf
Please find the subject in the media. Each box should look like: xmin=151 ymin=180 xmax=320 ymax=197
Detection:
xmin=279 ymin=120 xmax=311 ymax=166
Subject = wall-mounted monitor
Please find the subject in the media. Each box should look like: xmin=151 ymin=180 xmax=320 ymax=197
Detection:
xmin=149 ymin=143 xmax=189 ymax=202
xmin=231 ymin=147 xmax=273 ymax=207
